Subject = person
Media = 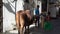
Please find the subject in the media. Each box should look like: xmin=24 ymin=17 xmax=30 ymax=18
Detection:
xmin=35 ymin=5 xmax=40 ymax=27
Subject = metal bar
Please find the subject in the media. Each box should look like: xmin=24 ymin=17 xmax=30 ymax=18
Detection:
xmin=15 ymin=0 xmax=17 ymax=20
xmin=47 ymin=0 xmax=49 ymax=15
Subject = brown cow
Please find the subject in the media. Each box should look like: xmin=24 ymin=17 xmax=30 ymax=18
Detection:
xmin=16 ymin=10 xmax=38 ymax=34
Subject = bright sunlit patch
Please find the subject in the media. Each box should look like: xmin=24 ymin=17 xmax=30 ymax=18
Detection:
xmin=29 ymin=24 xmax=36 ymax=28
xmin=9 ymin=30 xmax=18 ymax=33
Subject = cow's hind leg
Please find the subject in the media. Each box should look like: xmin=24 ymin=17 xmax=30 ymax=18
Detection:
xmin=20 ymin=25 xmax=24 ymax=34
xmin=18 ymin=28 xmax=20 ymax=34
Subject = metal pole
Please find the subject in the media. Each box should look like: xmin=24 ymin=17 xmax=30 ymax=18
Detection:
xmin=15 ymin=0 xmax=17 ymax=20
xmin=47 ymin=0 xmax=49 ymax=15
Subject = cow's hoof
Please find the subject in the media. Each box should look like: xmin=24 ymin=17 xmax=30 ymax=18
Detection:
xmin=24 ymin=31 xmax=30 ymax=34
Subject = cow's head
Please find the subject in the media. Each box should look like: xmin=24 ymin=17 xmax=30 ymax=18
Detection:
xmin=25 ymin=10 xmax=32 ymax=20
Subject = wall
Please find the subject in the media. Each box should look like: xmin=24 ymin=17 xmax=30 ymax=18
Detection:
xmin=3 ymin=0 xmax=24 ymax=32
xmin=37 ymin=1 xmax=42 ymax=14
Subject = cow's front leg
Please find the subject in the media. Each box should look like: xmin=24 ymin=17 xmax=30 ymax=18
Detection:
xmin=24 ymin=26 xmax=26 ymax=34
xmin=27 ymin=26 xmax=30 ymax=34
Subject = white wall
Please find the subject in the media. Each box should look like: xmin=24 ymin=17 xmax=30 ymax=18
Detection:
xmin=34 ymin=1 xmax=42 ymax=15
xmin=3 ymin=0 xmax=24 ymax=32
xmin=49 ymin=6 xmax=57 ymax=17
xmin=37 ymin=1 xmax=42 ymax=14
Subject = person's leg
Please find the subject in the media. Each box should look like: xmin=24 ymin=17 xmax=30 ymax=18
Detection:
xmin=38 ymin=18 xmax=39 ymax=28
xmin=35 ymin=16 xmax=38 ymax=27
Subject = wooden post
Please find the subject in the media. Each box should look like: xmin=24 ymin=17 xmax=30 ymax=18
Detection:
xmin=41 ymin=15 xmax=44 ymax=28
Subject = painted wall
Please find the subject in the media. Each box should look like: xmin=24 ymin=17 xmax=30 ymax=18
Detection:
xmin=3 ymin=0 xmax=24 ymax=32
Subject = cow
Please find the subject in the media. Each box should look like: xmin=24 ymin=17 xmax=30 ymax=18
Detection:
xmin=16 ymin=10 xmax=39 ymax=34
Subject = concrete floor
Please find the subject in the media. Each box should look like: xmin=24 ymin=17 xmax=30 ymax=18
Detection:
xmin=3 ymin=17 xmax=60 ymax=34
